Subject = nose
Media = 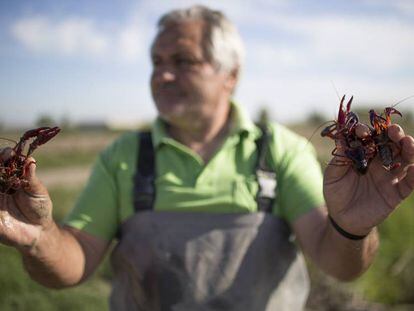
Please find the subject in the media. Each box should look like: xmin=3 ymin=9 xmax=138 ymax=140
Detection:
xmin=161 ymin=70 xmax=175 ymax=82
xmin=152 ymin=66 xmax=176 ymax=84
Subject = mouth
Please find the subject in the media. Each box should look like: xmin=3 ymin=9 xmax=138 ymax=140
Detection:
xmin=154 ymin=84 xmax=186 ymax=99
xmin=156 ymin=90 xmax=182 ymax=101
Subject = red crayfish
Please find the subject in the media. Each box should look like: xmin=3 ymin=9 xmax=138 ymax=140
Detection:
xmin=369 ymin=107 xmax=402 ymax=171
xmin=321 ymin=95 xmax=402 ymax=174
xmin=0 ymin=126 xmax=60 ymax=194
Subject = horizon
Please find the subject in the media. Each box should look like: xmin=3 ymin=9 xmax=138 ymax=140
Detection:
xmin=1 ymin=0 xmax=414 ymax=128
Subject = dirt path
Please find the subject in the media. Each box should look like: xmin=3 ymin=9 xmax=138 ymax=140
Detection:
xmin=37 ymin=166 xmax=91 ymax=188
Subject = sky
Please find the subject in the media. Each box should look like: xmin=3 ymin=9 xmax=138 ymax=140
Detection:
xmin=1 ymin=0 xmax=414 ymax=128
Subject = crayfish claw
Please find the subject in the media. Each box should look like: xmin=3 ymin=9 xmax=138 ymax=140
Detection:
xmin=338 ymin=95 xmax=347 ymax=125
xmin=346 ymin=96 xmax=353 ymax=113
xmin=0 ymin=126 xmax=60 ymax=194
xmin=22 ymin=127 xmax=51 ymax=140
xmin=27 ymin=127 xmax=61 ymax=156
xmin=384 ymin=107 xmax=402 ymax=116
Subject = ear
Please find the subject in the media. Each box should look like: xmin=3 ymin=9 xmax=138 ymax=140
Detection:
xmin=224 ymin=67 xmax=239 ymax=94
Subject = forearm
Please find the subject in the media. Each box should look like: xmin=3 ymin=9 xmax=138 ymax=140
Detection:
xmin=19 ymin=222 xmax=87 ymax=289
xmin=294 ymin=207 xmax=379 ymax=281
xmin=314 ymin=217 xmax=379 ymax=281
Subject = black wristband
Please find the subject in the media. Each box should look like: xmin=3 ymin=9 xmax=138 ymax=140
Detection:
xmin=328 ymin=215 xmax=368 ymax=240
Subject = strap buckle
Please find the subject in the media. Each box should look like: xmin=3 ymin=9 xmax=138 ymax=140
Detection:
xmin=256 ymin=169 xmax=277 ymax=199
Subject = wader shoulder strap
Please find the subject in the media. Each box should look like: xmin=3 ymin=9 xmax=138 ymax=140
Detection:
xmin=133 ymin=126 xmax=277 ymax=213
xmin=255 ymin=123 xmax=277 ymax=213
xmin=133 ymin=131 xmax=155 ymax=212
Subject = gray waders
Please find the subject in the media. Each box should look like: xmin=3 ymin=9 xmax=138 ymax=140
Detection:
xmin=109 ymin=128 xmax=310 ymax=311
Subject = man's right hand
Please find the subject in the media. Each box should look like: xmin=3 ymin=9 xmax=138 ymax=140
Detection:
xmin=1 ymin=148 xmax=110 ymax=287
xmin=0 ymin=149 xmax=53 ymax=253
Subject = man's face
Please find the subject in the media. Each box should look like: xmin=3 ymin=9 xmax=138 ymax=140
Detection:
xmin=150 ymin=20 xmax=236 ymax=127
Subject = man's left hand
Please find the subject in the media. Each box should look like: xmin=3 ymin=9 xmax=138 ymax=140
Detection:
xmin=323 ymin=124 xmax=414 ymax=236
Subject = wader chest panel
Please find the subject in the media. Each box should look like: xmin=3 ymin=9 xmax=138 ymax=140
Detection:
xmin=110 ymin=212 xmax=309 ymax=311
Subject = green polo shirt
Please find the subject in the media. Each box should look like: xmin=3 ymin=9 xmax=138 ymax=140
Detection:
xmin=65 ymin=103 xmax=324 ymax=241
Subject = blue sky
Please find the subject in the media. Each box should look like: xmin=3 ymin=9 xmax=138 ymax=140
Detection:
xmin=1 ymin=0 xmax=414 ymax=128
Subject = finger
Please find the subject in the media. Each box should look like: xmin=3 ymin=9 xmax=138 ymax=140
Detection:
xmin=0 ymin=196 xmax=24 ymax=246
xmin=380 ymin=124 xmax=412 ymax=175
xmin=0 ymin=197 xmax=40 ymax=248
xmin=396 ymin=164 xmax=414 ymax=200
xmin=13 ymin=158 xmax=52 ymax=224
xmin=383 ymin=135 xmax=414 ymax=177
xmin=388 ymin=124 xmax=405 ymax=144
xmin=22 ymin=157 xmax=48 ymax=196
xmin=399 ymin=135 xmax=414 ymax=164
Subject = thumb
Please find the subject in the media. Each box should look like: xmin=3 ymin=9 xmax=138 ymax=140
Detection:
xmin=22 ymin=157 xmax=48 ymax=196
xmin=14 ymin=157 xmax=53 ymax=224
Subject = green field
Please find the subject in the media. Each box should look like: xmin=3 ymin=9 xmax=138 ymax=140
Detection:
xmin=353 ymin=195 xmax=414 ymax=304
xmin=0 ymin=124 xmax=413 ymax=310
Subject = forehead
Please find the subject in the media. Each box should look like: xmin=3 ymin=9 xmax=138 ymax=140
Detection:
xmin=151 ymin=20 xmax=207 ymax=55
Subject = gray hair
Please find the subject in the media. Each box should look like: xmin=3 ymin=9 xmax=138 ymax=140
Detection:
xmin=155 ymin=5 xmax=245 ymax=73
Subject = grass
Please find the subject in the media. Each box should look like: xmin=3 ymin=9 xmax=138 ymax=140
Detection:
xmin=49 ymin=186 xmax=84 ymax=222
xmin=35 ymin=150 xmax=98 ymax=170
xmin=351 ymin=193 xmax=414 ymax=304
xmin=0 ymin=247 xmax=110 ymax=311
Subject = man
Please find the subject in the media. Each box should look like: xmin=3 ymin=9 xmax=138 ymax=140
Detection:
xmin=1 ymin=5 xmax=413 ymax=311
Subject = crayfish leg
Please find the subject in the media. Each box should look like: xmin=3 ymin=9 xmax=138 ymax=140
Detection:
xmin=331 ymin=148 xmax=348 ymax=158
xmin=382 ymin=162 xmax=401 ymax=171
xmin=321 ymin=123 xmax=338 ymax=138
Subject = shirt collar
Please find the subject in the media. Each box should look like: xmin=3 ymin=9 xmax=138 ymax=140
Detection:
xmin=151 ymin=100 xmax=259 ymax=148
xmin=229 ymin=100 xmax=257 ymax=136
